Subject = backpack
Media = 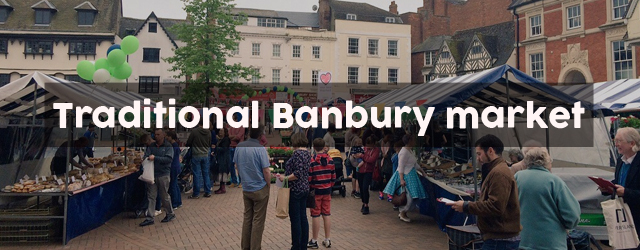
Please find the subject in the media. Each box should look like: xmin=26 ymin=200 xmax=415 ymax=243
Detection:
xmin=566 ymin=229 xmax=603 ymax=250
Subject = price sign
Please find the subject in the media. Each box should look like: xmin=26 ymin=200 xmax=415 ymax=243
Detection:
xmin=57 ymin=179 xmax=64 ymax=185
xmin=99 ymin=168 xmax=104 ymax=174
xmin=35 ymin=178 xmax=39 ymax=184
xmin=71 ymin=176 xmax=76 ymax=183
xmin=53 ymin=175 xmax=58 ymax=180
xmin=23 ymin=175 xmax=29 ymax=180
xmin=42 ymin=176 xmax=47 ymax=182
xmin=82 ymin=175 xmax=87 ymax=181
xmin=102 ymin=163 xmax=106 ymax=168
xmin=19 ymin=179 xmax=24 ymax=185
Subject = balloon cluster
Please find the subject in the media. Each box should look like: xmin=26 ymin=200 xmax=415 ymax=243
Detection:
xmin=240 ymin=86 xmax=304 ymax=102
xmin=76 ymin=36 xmax=140 ymax=83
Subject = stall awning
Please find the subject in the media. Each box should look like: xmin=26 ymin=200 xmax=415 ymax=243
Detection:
xmin=555 ymin=79 xmax=640 ymax=112
xmin=0 ymin=72 xmax=152 ymax=118
xmin=361 ymin=65 xmax=611 ymax=116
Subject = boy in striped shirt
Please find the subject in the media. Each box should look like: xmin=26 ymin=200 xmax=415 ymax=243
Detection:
xmin=308 ymin=138 xmax=336 ymax=249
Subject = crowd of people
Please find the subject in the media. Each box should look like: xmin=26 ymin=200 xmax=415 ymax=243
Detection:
xmin=51 ymin=115 xmax=640 ymax=250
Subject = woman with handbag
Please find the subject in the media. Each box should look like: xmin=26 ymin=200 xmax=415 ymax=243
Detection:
xmin=277 ymin=133 xmax=311 ymax=250
xmin=383 ymin=135 xmax=427 ymax=222
xmin=360 ymin=137 xmax=381 ymax=215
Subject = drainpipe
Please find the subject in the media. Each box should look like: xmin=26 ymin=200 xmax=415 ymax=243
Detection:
xmin=513 ymin=8 xmax=520 ymax=70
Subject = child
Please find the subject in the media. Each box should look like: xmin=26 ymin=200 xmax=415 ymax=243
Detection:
xmin=308 ymin=139 xmax=336 ymax=249
xmin=348 ymin=146 xmax=364 ymax=199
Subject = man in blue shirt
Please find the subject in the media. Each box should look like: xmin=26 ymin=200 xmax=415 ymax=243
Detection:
xmin=234 ymin=125 xmax=271 ymax=250
xmin=83 ymin=123 xmax=97 ymax=158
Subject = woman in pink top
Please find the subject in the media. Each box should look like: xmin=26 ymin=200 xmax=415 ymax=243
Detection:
xmin=359 ymin=137 xmax=380 ymax=215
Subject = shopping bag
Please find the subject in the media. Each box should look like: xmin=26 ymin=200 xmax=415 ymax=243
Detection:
xmin=275 ymin=178 xmax=290 ymax=219
xmin=139 ymin=159 xmax=155 ymax=184
xmin=601 ymin=197 xmax=640 ymax=249
xmin=391 ymin=186 xmax=407 ymax=207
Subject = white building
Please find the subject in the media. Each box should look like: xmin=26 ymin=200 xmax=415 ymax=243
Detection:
xmin=119 ymin=12 xmax=187 ymax=103
xmin=0 ymin=0 xmax=121 ymax=85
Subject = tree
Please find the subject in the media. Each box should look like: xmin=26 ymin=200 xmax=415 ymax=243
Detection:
xmin=165 ymin=0 xmax=259 ymax=105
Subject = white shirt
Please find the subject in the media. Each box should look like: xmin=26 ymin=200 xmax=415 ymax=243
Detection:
xmin=622 ymin=153 xmax=637 ymax=165
xmin=323 ymin=132 xmax=335 ymax=150
xmin=397 ymin=147 xmax=419 ymax=174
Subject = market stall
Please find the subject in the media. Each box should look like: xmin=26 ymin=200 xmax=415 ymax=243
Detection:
xmin=0 ymin=72 xmax=148 ymax=244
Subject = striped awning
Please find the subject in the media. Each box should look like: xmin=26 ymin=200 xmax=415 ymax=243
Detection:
xmin=555 ymin=79 xmax=640 ymax=112
xmin=0 ymin=72 xmax=152 ymax=118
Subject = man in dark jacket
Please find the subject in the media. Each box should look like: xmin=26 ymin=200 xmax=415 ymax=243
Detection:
xmin=140 ymin=128 xmax=175 ymax=227
xmin=448 ymin=134 xmax=521 ymax=249
xmin=186 ymin=123 xmax=212 ymax=198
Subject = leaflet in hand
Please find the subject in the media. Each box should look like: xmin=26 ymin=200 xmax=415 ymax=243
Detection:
xmin=438 ymin=197 xmax=455 ymax=204
xmin=588 ymin=176 xmax=615 ymax=190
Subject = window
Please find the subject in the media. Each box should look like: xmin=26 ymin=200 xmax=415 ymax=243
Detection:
xmin=257 ymin=18 xmax=285 ymax=28
xmin=292 ymin=70 xmax=301 ymax=86
xmin=252 ymin=69 xmax=260 ymax=84
xmin=0 ymin=74 xmax=10 ymax=87
xmin=385 ymin=17 xmax=396 ymax=23
xmin=0 ymin=40 xmax=7 ymax=54
xmin=25 ymin=41 xmax=53 ymax=54
xmin=273 ymin=44 xmax=280 ymax=57
xmin=139 ymin=76 xmax=160 ymax=93
xmin=231 ymin=43 xmax=239 ymax=55
xmin=530 ymin=53 xmax=544 ymax=82
xmin=530 ymin=15 xmax=542 ymax=37
xmin=348 ymin=67 xmax=358 ymax=84
xmin=441 ymin=51 xmax=451 ymax=59
xmin=272 ymin=69 xmax=280 ymax=85
xmin=567 ymin=5 xmax=581 ymax=29
xmin=0 ymin=8 xmax=9 ymax=23
xmin=471 ymin=44 xmax=483 ymax=54
xmin=425 ymin=51 xmax=436 ymax=66
xmin=78 ymin=11 xmax=95 ymax=26
xmin=388 ymin=69 xmax=398 ymax=84
xmin=346 ymin=14 xmax=357 ymax=20
xmin=368 ymin=39 xmax=379 ymax=56
xmin=292 ymin=45 xmax=301 ymax=58
xmin=35 ymin=10 xmax=52 ymax=25
xmin=233 ymin=16 xmax=248 ymax=25
xmin=312 ymin=70 xmax=319 ymax=86
xmin=65 ymin=74 xmax=90 ymax=84
xmin=613 ymin=41 xmax=633 ymax=80
xmin=312 ymin=46 xmax=321 ymax=59
xmin=388 ymin=40 xmax=398 ymax=56
xmin=368 ymin=68 xmax=379 ymax=85
xmin=252 ymin=43 xmax=260 ymax=56
xmin=142 ymin=48 xmax=160 ymax=62
xmin=148 ymin=23 xmax=157 ymax=33
xmin=348 ymin=38 xmax=359 ymax=54
xmin=69 ymin=41 xmax=96 ymax=55
xmin=613 ymin=0 xmax=629 ymax=20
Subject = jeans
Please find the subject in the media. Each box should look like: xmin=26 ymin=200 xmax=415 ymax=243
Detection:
xmin=169 ymin=165 xmax=182 ymax=208
xmin=289 ymin=192 xmax=309 ymax=250
xmin=191 ymin=156 xmax=211 ymax=196
xmin=229 ymin=148 xmax=241 ymax=184
xmin=358 ymin=172 xmax=373 ymax=204
xmin=242 ymin=185 xmax=270 ymax=250
xmin=146 ymin=175 xmax=173 ymax=220
xmin=481 ymin=239 xmax=520 ymax=250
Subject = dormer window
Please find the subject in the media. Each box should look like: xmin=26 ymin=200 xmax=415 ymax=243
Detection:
xmin=385 ymin=17 xmax=395 ymax=23
xmin=74 ymin=1 xmax=97 ymax=26
xmin=346 ymin=14 xmax=357 ymax=20
xmin=0 ymin=6 xmax=12 ymax=23
xmin=31 ymin=0 xmax=56 ymax=26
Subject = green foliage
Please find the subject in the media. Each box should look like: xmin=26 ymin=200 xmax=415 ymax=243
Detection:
xmin=164 ymin=0 xmax=260 ymax=105
xmin=620 ymin=116 xmax=640 ymax=129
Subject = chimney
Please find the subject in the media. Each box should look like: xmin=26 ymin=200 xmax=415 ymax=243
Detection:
xmin=318 ymin=0 xmax=331 ymax=30
xmin=389 ymin=1 xmax=398 ymax=15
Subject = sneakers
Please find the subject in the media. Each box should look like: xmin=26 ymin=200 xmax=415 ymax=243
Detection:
xmin=353 ymin=192 xmax=361 ymax=199
xmin=188 ymin=195 xmax=200 ymax=199
xmin=154 ymin=210 xmax=162 ymax=217
xmin=362 ymin=206 xmax=370 ymax=215
xmin=378 ymin=193 xmax=384 ymax=200
xmin=322 ymin=239 xmax=331 ymax=248
xmin=399 ymin=215 xmax=411 ymax=223
xmin=204 ymin=193 xmax=212 ymax=198
xmin=307 ymin=240 xmax=319 ymax=249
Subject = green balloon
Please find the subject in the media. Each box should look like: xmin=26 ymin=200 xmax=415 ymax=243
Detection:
xmin=113 ymin=62 xmax=132 ymax=80
xmin=95 ymin=58 xmax=110 ymax=70
xmin=277 ymin=86 xmax=284 ymax=91
xmin=121 ymin=36 xmax=140 ymax=55
xmin=287 ymin=89 xmax=294 ymax=94
xmin=107 ymin=49 xmax=126 ymax=67
xmin=265 ymin=88 xmax=271 ymax=93
xmin=76 ymin=60 xmax=95 ymax=81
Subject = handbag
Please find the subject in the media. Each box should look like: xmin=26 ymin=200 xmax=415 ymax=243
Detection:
xmin=391 ymin=186 xmax=407 ymax=207
xmin=601 ymin=196 xmax=640 ymax=249
xmin=306 ymin=189 xmax=316 ymax=209
xmin=275 ymin=178 xmax=290 ymax=219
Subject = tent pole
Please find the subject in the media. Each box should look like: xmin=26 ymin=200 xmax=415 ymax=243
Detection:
xmin=63 ymin=114 xmax=72 ymax=245
xmin=470 ymin=118 xmax=478 ymax=202
xmin=545 ymin=108 xmax=550 ymax=152
xmin=599 ymin=110 xmax=617 ymax=167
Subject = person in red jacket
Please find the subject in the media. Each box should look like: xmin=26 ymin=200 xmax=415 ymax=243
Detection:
xmin=308 ymin=138 xmax=336 ymax=249
xmin=360 ymin=137 xmax=380 ymax=215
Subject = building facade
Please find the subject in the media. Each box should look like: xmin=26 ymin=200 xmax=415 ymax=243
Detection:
xmin=625 ymin=0 xmax=640 ymax=48
xmin=119 ymin=12 xmax=186 ymax=103
xmin=511 ymin=0 xmax=640 ymax=84
xmin=0 ymin=0 xmax=121 ymax=85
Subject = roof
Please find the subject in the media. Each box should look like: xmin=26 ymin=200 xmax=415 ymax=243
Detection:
xmin=119 ymin=12 xmax=188 ymax=47
xmin=74 ymin=1 xmax=96 ymax=11
xmin=508 ymin=0 xmax=541 ymax=9
xmin=0 ymin=0 xmax=121 ymax=34
xmin=452 ymin=21 xmax=515 ymax=67
xmin=627 ymin=0 xmax=639 ymax=19
xmin=276 ymin=11 xmax=319 ymax=27
xmin=232 ymin=8 xmax=283 ymax=19
xmin=0 ymin=0 xmax=11 ymax=8
xmin=555 ymin=79 xmax=640 ymax=112
xmin=329 ymin=0 xmax=403 ymax=24
xmin=412 ymin=35 xmax=451 ymax=53
xmin=31 ymin=0 xmax=55 ymax=10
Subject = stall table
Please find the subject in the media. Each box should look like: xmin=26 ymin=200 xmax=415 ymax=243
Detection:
xmin=419 ymin=176 xmax=477 ymax=231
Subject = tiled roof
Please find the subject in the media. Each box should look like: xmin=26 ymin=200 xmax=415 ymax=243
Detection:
xmin=232 ymin=8 xmax=282 ymax=19
xmin=451 ymin=21 xmax=515 ymax=67
xmin=276 ymin=11 xmax=319 ymax=28
xmin=329 ymin=0 xmax=403 ymax=24
xmin=412 ymin=35 xmax=451 ymax=53
xmin=31 ymin=0 xmax=55 ymax=10
xmin=74 ymin=1 xmax=96 ymax=11
xmin=0 ymin=0 xmax=12 ymax=8
xmin=118 ymin=12 xmax=187 ymax=48
xmin=0 ymin=0 xmax=120 ymax=34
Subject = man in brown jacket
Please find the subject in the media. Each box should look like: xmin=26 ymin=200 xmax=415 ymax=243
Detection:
xmin=448 ymin=134 xmax=521 ymax=250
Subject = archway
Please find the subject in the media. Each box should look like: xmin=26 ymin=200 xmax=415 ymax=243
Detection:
xmin=564 ymin=70 xmax=586 ymax=85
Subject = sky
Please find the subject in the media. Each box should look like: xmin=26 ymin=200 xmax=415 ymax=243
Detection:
xmin=123 ymin=0 xmax=423 ymax=19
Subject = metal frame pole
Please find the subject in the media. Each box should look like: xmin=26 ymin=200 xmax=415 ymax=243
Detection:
xmin=63 ymin=114 xmax=72 ymax=245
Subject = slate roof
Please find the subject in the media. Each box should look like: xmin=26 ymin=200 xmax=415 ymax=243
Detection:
xmin=0 ymin=0 xmax=121 ymax=34
xmin=74 ymin=1 xmax=96 ymax=11
xmin=276 ymin=11 xmax=319 ymax=28
xmin=329 ymin=0 xmax=403 ymax=24
xmin=412 ymin=35 xmax=451 ymax=53
xmin=232 ymin=8 xmax=283 ymax=19
xmin=508 ymin=0 xmax=541 ymax=9
xmin=118 ymin=12 xmax=187 ymax=48
xmin=451 ymin=21 xmax=515 ymax=67
xmin=0 ymin=0 xmax=12 ymax=8
xmin=31 ymin=0 xmax=55 ymax=10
